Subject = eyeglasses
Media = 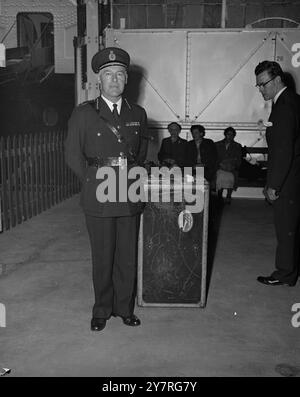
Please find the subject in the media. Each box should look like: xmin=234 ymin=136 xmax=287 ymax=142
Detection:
xmin=255 ymin=76 xmax=276 ymax=89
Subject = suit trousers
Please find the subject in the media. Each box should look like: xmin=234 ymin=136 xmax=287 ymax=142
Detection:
xmin=271 ymin=194 xmax=300 ymax=284
xmin=85 ymin=214 xmax=139 ymax=319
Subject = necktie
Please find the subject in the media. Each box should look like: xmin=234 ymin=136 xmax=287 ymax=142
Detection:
xmin=196 ymin=141 xmax=201 ymax=164
xmin=112 ymin=103 xmax=120 ymax=126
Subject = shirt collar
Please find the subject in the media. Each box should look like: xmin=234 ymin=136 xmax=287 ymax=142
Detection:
xmin=101 ymin=95 xmax=122 ymax=113
xmin=273 ymin=86 xmax=287 ymax=104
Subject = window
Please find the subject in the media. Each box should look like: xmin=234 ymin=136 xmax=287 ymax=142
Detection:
xmin=17 ymin=12 xmax=54 ymax=49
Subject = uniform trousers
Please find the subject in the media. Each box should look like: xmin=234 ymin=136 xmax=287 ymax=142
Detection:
xmin=271 ymin=194 xmax=300 ymax=284
xmin=85 ymin=214 xmax=139 ymax=319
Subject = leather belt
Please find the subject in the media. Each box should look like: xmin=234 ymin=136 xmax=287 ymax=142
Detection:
xmin=86 ymin=156 xmax=135 ymax=168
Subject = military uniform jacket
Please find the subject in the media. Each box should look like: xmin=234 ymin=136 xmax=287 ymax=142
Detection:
xmin=65 ymin=96 xmax=148 ymax=217
xmin=266 ymin=88 xmax=300 ymax=197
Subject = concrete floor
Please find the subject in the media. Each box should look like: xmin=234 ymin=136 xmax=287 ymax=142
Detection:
xmin=0 ymin=195 xmax=299 ymax=377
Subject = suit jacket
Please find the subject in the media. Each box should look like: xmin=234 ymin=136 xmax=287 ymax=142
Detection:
xmin=65 ymin=96 xmax=148 ymax=217
xmin=186 ymin=138 xmax=217 ymax=181
xmin=266 ymin=88 xmax=300 ymax=197
xmin=157 ymin=136 xmax=187 ymax=168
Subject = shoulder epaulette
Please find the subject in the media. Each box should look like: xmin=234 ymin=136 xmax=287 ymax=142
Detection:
xmin=78 ymin=99 xmax=96 ymax=107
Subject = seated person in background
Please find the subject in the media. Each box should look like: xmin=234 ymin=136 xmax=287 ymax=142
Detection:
xmin=215 ymin=126 xmax=242 ymax=204
xmin=158 ymin=122 xmax=187 ymax=168
xmin=186 ymin=124 xmax=217 ymax=183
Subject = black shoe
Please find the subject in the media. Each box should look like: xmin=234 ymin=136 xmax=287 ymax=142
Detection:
xmin=257 ymin=276 xmax=295 ymax=286
xmin=112 ymin=313 xmax=141 ymax=326
xmin=91 ymin=317 xmax=106 ymax=331
xmin=122 ymin=314 xmax=141 ymax=326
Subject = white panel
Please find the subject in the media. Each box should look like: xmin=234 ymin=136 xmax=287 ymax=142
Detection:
xmin=106 ymin=30 xmax=187 ymax=123
xmin=0 ymin=25 xmax=5 ymax=41
xmin=105 ymin=29 xmax=279 ymax=126
xmin=188 ymin=30 xmax=275 ymax=124
xmin=54 ymin=6 xmax=77 ymax=73
xmin=276 ymin=31 xmax=300 ymax=92
xmin=64 ymin=24 xmax=76 ymax=59
xmin=104 ymin=28 xmax=300 ymax=149
xmin=54 ymin=27 xmax=75 ymax=73
xmin=84 ymin=0 xmax=100 ymax=100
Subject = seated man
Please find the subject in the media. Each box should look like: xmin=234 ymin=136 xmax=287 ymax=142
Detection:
xmin=158 ymin=122 xmax=187 ymax=168
xmin=186 ymin=124 xmax=217 ymax=182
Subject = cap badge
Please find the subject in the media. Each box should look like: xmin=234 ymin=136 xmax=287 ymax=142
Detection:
xmin=109 ymin=50 xmax=116 ymax=61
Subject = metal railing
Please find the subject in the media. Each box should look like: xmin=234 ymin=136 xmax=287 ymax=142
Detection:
xmin=0 ymin=131 xmax=81 ymax=232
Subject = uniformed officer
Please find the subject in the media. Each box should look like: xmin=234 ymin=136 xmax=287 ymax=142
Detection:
xmin=65 ymin=47 xmax=148 ymax=331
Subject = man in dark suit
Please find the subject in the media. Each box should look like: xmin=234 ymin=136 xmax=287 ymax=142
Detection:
xmin=255 ymin=60 xmax=300 ymax=287
xmin=158 ymin=122 xmax=187 ymax=168
xmin=65 ymin=47 xmax=148 ymax=330
xmin=186 ymin=124 xmax=217 ymax=183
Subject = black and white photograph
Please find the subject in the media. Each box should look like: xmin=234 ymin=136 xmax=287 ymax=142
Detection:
xmin=0 ymin=0 xmax=300 ymax=386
